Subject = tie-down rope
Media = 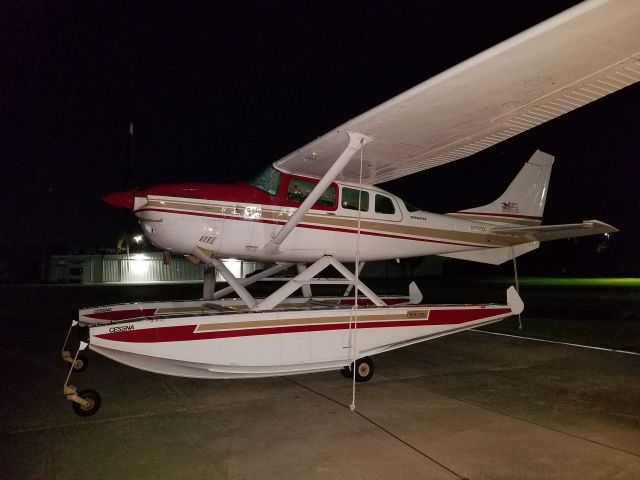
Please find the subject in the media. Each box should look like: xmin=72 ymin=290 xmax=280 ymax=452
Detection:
xmin=349 ymin=138 xmax=366 ymax=411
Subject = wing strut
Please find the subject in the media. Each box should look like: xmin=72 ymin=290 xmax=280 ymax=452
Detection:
xmin=263 ymin=131 xmax=374 ymax=253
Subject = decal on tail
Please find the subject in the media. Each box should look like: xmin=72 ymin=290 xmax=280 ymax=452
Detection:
xmin=450 ymin=150 xmax=554 ymax=227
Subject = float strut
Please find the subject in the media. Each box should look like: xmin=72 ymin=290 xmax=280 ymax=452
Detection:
xmin=61 ymin=319 xmax=79 ymax=365
xmin=63 ymin=341 xmax=91 ymax=409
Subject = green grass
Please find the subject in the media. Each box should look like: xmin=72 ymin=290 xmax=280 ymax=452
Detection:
xmin=491 ymin=277 xmax=640 ymax=288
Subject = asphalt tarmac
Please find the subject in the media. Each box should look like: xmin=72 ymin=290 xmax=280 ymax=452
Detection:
xmin=1 ymin=280 xmax=639 ymax=479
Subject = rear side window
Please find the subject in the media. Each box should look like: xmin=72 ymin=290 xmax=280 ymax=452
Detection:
xmin=342 ymin=187 xmax=369 ymax=211
xmin=375 ymin=194 xmax=395 ymax=214
xmin=287 ymin=177 xmax=336 ymax=207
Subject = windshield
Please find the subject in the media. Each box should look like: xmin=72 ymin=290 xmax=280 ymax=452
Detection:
xmin=250 ymin=165 xmax=282 ymax=196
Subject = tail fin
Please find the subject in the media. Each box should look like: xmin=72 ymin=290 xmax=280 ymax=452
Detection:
xmin=450 ymin=150 xmax=554 ymax=226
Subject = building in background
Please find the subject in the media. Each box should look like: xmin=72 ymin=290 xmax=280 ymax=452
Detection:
xmin=48 ymin=253 xmax=265 ymax=284
xmin=48 ymin=254 xmax=442 ymax=284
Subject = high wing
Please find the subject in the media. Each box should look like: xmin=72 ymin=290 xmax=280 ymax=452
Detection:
xmin=273 ymin=0 xmax=640 ymax=185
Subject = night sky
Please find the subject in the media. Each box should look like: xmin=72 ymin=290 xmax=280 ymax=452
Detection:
xmin=2 ymin=1 xmax=639 ymax=276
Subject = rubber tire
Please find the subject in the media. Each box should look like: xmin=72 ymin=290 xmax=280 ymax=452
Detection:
xmin=73 ymin=354 xmax=88 ymax=372
xmin=354 ymin=357 xmax=374 ymax=382
xmin=72 ymin=389 xmax=101 ymax=416
xmin=341 ymin=357 xmax=375 ymax=382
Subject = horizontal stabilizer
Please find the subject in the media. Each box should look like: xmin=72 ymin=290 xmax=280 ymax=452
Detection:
xmin=491 ymin=220 xmax=618 ymax=242
xmin=439 ymin=242 xmax=539 ymax=265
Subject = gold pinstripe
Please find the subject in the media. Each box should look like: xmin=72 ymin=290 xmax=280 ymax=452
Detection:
xmin=194 ymin=309 xmax=430 ymax=332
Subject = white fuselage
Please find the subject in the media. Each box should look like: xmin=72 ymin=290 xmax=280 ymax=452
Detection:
xmin=133 ymin=181 xmax=515 ymax=263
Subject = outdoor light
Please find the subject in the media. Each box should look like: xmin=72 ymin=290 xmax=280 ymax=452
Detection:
xmin=133 ymin=235 xmax=143 ymax=243
xmin=129 ymin=253 xmax=150 ymax=277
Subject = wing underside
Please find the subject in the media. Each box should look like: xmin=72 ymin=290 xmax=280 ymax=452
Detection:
xmin=273 ymin=0 xmax=640 ymax=185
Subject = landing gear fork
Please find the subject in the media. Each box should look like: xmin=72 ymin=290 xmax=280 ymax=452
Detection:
xmin=63 ymin=339 xmax=101 ymax=416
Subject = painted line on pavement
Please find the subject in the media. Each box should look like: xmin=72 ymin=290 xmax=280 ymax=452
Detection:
xmin=470 ymin=329 xmax=640 ymax=356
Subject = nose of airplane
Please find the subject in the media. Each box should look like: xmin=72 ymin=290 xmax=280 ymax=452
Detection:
xmin=102 ymin=191 xmax=135 ymax=210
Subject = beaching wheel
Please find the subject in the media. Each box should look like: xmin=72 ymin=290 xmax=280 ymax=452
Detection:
xmin=73 ymin=354 xmax=88 ymax=372
xmin=341 ymin=357 xmax=375 ymax=382
xmin=354 ymin=357 xmax=374 ymax=382
xmin=72 ymin=389 xmax=101 ymax=416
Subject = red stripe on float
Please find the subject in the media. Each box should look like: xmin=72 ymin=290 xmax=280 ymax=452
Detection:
xmin=95 ymin=308 xmax=511 ymax=343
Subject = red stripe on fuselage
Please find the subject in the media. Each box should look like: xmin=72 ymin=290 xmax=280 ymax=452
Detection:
xmin=139 ymin=182 xmax=275 ymax=205
xmin=137 ymin=180 xmax=338 ymax=211
xmin=95 ymin=308 xmax=511 ymax=343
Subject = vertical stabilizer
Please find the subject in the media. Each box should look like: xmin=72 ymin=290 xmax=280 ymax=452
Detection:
xmin=450 ymin=150 xmax=554 ymax=226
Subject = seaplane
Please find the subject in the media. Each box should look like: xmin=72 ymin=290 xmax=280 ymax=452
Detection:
xmin=62 ymin=0 xmax=639 ymax=416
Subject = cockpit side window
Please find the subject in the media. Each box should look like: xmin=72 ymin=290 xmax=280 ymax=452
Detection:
xmin=287 ymin=177 xmax=336 ymax=207
xmin=375 ymin=194 xmax=396 ymax=214
xmin=341 ymin=187 xmax=369 ymax=211
xmin=250 ymin=165 xmax=282 ymax=196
